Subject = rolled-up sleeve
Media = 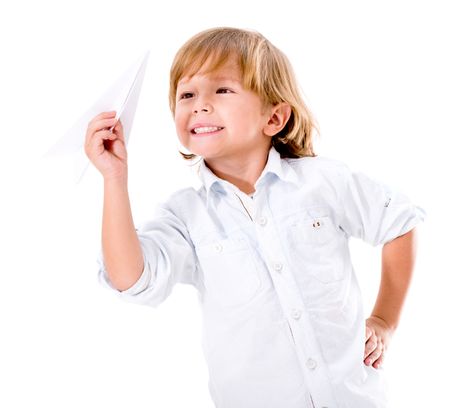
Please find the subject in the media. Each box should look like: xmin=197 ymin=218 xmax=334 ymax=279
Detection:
xmin=336 ymin=164 xmax=426 ymax=247
xmin=97 ymin=200 xmax=198 ymax=308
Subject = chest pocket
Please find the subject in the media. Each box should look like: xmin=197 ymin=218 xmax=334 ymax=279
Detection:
xmin=292 ymin=215 xmax=335 ymax=245
xmin=195 ymin=236 xmax=261 ymax=308
xmin=289 ymin=214 xmax=345 ymax=283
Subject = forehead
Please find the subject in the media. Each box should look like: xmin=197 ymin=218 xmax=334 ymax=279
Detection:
xmin=177 ymin=57 xmax=242 ymax=87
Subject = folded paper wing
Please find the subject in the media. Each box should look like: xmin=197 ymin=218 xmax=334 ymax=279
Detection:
xmin=44 ymin=50 xmax=150 ymax=183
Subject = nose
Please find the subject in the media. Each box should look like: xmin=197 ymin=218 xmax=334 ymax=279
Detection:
xmin=193 ymin=100 xmax=212 ymax=114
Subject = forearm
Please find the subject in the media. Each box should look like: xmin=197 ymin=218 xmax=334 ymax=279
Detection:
xmin=370 ymin=228 xmax=418 ymax=330
xmin=102 ymin=175 xmax=144 ymax=291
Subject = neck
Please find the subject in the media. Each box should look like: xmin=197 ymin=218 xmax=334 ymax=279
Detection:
xmin=205 ymin=148 xmax=270 ymax=195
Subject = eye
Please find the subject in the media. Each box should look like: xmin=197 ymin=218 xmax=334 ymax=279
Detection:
xmin=179 ymin=92 xmax=194 ymax=100
xmin=217 ymin=88 xmax=233 ymax=94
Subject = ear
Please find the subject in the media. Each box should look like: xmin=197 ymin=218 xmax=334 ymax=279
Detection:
xmin=263 ymin=102 xmax=292 ymax=137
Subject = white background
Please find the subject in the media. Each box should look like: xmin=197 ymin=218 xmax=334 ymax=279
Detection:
xmin=1 ymin=0 xmax=448 ymax=406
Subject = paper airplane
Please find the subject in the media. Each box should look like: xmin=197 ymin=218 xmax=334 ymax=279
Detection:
xmin=44 ymin=50 xmax=150 ymax=183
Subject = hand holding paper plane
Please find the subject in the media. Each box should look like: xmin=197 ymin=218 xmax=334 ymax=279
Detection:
xmin=44 ymin=51 xmax=150 ymax=183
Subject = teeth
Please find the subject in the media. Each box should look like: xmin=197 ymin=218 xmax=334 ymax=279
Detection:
xmin=193 ymin=126 xmax=222 ymax=134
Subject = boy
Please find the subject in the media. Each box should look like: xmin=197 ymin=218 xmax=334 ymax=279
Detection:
xmin=86 ymin=27 xmax=425 ymax=407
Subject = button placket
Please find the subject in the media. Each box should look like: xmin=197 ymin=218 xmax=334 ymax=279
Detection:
xmin=233 ymin=192 xmax=253 ymax=221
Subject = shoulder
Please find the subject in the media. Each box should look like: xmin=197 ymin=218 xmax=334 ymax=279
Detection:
xmin=285 ymin=155 xmax=351 ymax=181
xmin=286 ymin=155 xmax=347 ymax=170
xmin=155 ymin=186 xmax=207 ymax=220
xmin=167 ymin=186 xmax=199 ymax=201
xmin=146 ymin=187 xmax=199 ymax=231
xmin=159 ymin=186 xmax=200 ymax=209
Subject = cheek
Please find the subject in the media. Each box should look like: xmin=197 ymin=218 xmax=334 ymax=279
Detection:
xmin=232 ymin=109 xmax=255 ymax=129
xmin=174 ymin=110 xmax=186 ymax=129
xmin=174 ymin=115 xmax=190 ymax=143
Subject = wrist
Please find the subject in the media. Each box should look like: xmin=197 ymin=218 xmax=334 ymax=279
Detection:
xmin=103 ymin=175 xmax=128 ymax=191
xmin=369 ymin=314 xmax=397 ymax=332
xmin=103 ymin=170 xmax=128 ymax=186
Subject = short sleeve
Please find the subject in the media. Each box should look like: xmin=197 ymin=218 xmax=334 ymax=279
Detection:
xmin=336 ymin=164 xmax=426 ymax=247
xmin=97 ymin=200 xmax=199 ymax=308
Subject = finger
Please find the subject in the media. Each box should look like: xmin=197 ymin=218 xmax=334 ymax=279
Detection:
xmin=88 ymin=111 xmax=116 ymax=126
xmin=111 ymin=119 xmax=125 ymax=142
xmin=86 ymin=129 xmax=118 ymax=152
xmin=85 ymin=119 xmax=117 ymax=146
xmin=115 ymin=118 xmax=123 ymax=131
xmin=94 ymin=129 xmax=118 ymax=144
xmin=88 ymin=117 xmax=118 ymax=134
xmin=373 ymin=352 xmax=385 ymax=369
xmin=365 ymin=342 xmax=383 ymax=366
xmin=87 ymin=114 xmax=116 ymax=137
xmin=365 ymin=325 xmax=372 ymax=341
xmin=111 ymin=117 xmax=122 ymax=129
xmin=364 ymin=336 xmax=378 ymax=359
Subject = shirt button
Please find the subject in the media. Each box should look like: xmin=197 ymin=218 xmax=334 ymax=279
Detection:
xmin=291 ymin=309 xmax=302 ymax=320
xmin=306 ymin=358 xmax=317 ymax=370
xmin=258 ymin=216 xmax=267 ymax=226
xmin=214 ymin=243 xmax=223 ymax=252
xmin=273 ymin=262 xmax=283 ymax=272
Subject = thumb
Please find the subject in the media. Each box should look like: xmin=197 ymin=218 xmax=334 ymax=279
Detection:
xmin=110 ymin=138 xmax=127 ymax=160
xmin=112 ymin=119 xmax=125 ymax=143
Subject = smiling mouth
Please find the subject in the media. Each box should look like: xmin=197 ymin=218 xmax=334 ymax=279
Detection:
xmin=191 ymin=126 xmax=224 ymax=135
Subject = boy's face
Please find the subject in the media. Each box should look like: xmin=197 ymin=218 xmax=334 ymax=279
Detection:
xmin=174 ymin=59 xmax=272 ymax=162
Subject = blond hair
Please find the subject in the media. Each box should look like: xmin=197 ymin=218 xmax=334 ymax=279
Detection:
xmin=169 ymin=27 xmax=319 ymax=160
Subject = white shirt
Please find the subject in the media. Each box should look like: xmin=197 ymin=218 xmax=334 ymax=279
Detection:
xmin=97 ymin=147 xmax=426 ymax=408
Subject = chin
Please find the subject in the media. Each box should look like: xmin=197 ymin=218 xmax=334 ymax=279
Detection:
xmin=188 ymin=145 xmax=220 ymax=159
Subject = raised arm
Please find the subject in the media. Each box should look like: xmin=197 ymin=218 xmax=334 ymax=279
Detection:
xmin=84 ymin=111 xmax=143 ymax=291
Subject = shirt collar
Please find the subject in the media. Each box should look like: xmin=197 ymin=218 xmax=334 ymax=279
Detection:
xmin=196 ymin=146 xmax=301 ymax=205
